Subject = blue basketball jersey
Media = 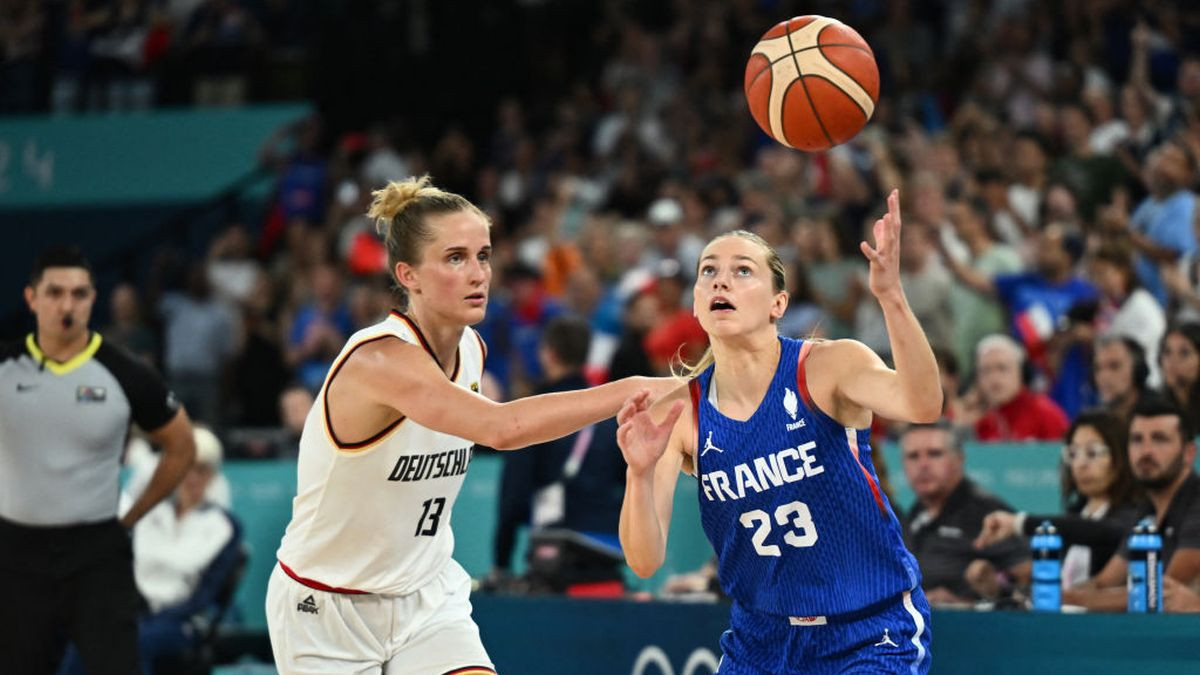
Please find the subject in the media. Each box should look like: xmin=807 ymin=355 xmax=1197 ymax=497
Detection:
xmin=690 ymin=337 xmax=921 ymax=617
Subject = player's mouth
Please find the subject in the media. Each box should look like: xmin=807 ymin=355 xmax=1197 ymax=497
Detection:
xmin=465 ymin=292 xmax=487 ymax=307
xmin=710 ymin=296 xmax=736 ymax=314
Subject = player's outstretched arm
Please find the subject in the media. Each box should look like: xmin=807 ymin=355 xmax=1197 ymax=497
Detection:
xmin=816 ymin=189 xmax=941 ymax=424
xmin=343 ymin=338 xmax=679 ymax=450
xmin=618 ymin=386 xmax=689 ymax=578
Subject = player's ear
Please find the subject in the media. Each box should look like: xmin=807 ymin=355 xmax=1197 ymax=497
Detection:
xmin=395 ymin=261 xmax=419 ymax=294
xmin=771 ymin=291 xmax=789 ymax=322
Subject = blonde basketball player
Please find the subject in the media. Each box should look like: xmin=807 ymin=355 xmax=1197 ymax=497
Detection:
xmin=266 ymin=176 xmax=674 ymax=674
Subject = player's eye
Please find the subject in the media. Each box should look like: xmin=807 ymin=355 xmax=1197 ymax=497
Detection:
xmin=700 ymin=265 xmax=715 ymax=276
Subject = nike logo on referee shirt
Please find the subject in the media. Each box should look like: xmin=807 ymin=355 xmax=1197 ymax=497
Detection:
xmin=16 ymin=383 xmax=37 ymax=392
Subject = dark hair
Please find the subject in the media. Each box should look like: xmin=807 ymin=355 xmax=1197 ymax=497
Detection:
xmin=1015 ymin=130 xmax=1050 ymax=155
xmin=30 ymin=245 xmax=93 ymax=286
xmin=1092 ymin=240 xmax=1140 ymax=293
xmin=540 ymin=315 xmax=591 ymax=371
xmin=1062 ymin=409 xmax=1139 ymax=511
xmin=1094 ymin=334 xmax=1149 ymax=390
xmin=1131 ymin=393 xmax=1197 ymax=442
xmin=899 ymin=418 xmax=963 ymax=454
xmin=1159 ymin=322 xmax=1200 ymax=425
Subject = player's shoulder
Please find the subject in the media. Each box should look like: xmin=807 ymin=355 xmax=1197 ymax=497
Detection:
xmin=93 ymin=336 xmax=163 ymax=381
xmin=803 ymin=338 xmax=876 ymax=368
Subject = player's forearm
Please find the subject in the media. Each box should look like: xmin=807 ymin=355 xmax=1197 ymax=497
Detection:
xmin=120 ymin=438 xmax=194 ymax=528
xmin=620 ymin=470 xmax=667 ymax=578
xmin=490 ymin=376 xmax=656 ymax=450
xmin=878 ymin=292 xmax=942 ymax=421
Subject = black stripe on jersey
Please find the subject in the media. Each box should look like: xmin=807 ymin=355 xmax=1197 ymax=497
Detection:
xmin=323 ymin=335 xmax=406 ymax=450
xmin=92 ymin=338 xmax=178 ymax=432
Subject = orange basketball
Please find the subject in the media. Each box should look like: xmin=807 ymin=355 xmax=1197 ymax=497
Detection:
xmin=744 ymin=15 xmax=879 ymax=152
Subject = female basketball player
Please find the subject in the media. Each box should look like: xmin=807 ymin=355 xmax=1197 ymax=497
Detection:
xmin=617 ymin=190 xmax=940 ymax=674
xmin=266 ymin=176 xmax=673 ymax=674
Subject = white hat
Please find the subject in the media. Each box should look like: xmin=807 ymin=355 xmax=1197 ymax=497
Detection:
xmin=647 ymin=197 xmax=684 ymax=226
xmin=194 ymin=426 xmax=223 ymax=467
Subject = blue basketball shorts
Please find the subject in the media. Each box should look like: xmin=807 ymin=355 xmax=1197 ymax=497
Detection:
xmin=717 ymin=588 xmax=932 ymax=674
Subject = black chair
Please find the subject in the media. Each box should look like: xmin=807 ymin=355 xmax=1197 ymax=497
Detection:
xmin=157 ymin=543 xmax=250 ymax=675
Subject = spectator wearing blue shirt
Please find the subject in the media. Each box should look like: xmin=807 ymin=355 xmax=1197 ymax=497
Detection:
xmin=943 ymin=223 xmax=1099 ymax=417
xmin=1125 ymin=142 xmax=1197 ymax=305
xmin=286 ymin=262 xmax=353 ymax=391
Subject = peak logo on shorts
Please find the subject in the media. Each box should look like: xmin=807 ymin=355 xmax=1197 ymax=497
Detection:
xmin=297 ymin=595 xmax=319 ymax=614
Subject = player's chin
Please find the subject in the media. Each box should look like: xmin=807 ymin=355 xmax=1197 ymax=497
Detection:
xmin=460 ymin=301 xmax=488 ymax=324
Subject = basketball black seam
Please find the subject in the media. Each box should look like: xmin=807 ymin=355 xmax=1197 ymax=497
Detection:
xmin=784 ymin=19 xmax=833 ymax=148
xmin=805 ymin=70 xmax=870 ymax=121
xmin=744 ymin=43 xmax=871 ymax=95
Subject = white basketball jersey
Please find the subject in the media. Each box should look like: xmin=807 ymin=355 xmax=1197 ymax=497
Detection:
xmin=276 ymin=311 xmax=486 ymax=595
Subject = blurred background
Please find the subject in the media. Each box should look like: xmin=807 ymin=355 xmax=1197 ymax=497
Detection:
xmin=3 ymin=0 xmax=1200 ymax=673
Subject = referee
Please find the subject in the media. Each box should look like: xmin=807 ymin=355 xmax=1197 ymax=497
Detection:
xmin=0 ymin=246 xmax=196 ymax=675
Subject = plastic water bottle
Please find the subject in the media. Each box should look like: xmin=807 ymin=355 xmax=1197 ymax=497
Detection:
xmin=1127 ymin=517 xmax=1164 ymax=613
xmin=1031 ymin=520 xmax=1062 ymax=612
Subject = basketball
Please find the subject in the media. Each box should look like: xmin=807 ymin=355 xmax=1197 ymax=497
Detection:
xmin=744 ymin=15 xmax=880 ymax=152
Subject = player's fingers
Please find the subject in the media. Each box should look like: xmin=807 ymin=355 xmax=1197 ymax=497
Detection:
xmin=617 ymin=398 xmax=639 ymax=425
xmin=656 ymin=401 xmax=685 ymax=434
xmin=859 ymin=241 xmax=881 ymax=263
xmin=888 ymin=189 xmax=902 ymax=225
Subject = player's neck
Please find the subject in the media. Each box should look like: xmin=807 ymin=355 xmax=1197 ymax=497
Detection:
xmin=710 ymin=332 xmax=780 ymax=407
xmin=403 ymin=307 xmax=461 ymax=373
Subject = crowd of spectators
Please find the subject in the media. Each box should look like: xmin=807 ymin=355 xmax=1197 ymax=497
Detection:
xmin=12 ymin=0 xmax=1200 ymax=610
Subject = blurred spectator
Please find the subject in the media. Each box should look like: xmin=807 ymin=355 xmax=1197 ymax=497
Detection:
xmin=158 ymin=260 xmax=237 ymax=427
xmin=642 ymin=197 xmax=704 ymax=277
xmin=608 ymin=290 xmax=657 ymax=381
xmin=900 ymin=420 xmax=1030 ymax=606
xmin=85 ymin=0 xmax=154 ymax=110
xmin=898 ymin=221 xmax=953 ymax=352
xmin=286 ymin=261 xmax=352 ymax=392
xmin=1007 ymin=132 xmax=1050 ymax=240
xmin=490 ymin=316 xmax=626 ymax=592
xmin=259 ymin=116 xmax=329 ymax=249
xmin=1111 ymin=141 xmax=1197 ymax=306
xmin=207 ymin=223 xmax=262 ymax=306
xmin=64 ymin=426 xmax=241 ymax=675
xmin=1090 ymin=241 xmax=1166 ymax=387
xmin=777 ymin=258 xmax=824 ymax=339
xmin=1158 ymin=323 xmax=1200 ymax=430
xmin=1093 ymin=335 xmax=1151 ymax=422
xmin=643 ymin=258 xmax=707 ymax=375
xmin=104 ymin=282 xmax=158 ymax=365
xmin=500 ymin=261 xmax=565 ymax=396
xmin=939 ymin=198 xmax=1023 ymax=369
xmin=974 ymin=410 xmax=1141 ymax=588
xmin=1063 ymin=395 xmax=1200 ymax=612
xmin=971 ymin=334 xmax=1069 ymax=442
xmin=182 ymin=0 xmax=261 ymax=105
xmin=793 ymin=215 xmax=861 ymax=340
xmin=1049 ymin=103 xmax=1128 ymax=223
xmin=0 ymin=0 xmax=43 ymax=113
xmin=946 ymin=223 xmax=1098 ymax=416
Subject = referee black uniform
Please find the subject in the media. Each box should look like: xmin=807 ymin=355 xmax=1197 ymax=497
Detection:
xmin=0 ymin=330 xmax=183 ymax=674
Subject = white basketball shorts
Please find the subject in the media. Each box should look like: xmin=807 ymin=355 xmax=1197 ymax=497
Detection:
xmin=265 ymin=558 xmax=495 ymax=674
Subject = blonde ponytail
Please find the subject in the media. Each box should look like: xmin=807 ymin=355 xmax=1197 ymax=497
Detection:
xmin=366 ymin=175 xmax=489 ymax=308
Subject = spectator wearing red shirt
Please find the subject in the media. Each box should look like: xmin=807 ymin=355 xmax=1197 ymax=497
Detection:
xmin=643 ymin=259 xmax=708 ymax=374
xmin=974 ymin=334 xmax=1069 ymax=441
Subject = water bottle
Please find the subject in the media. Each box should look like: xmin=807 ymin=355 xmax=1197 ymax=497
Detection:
xmin=1126 ymin=517 xmax=1164 ymax=613
xmin=1031 ymin=520 xmax=1062 ymax=612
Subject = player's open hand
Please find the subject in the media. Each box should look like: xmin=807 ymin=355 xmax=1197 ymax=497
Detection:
xmin=861 ymin=189 xmax=904 ymax=302
xmin=617 ymin=391 xmax=684 ymax=477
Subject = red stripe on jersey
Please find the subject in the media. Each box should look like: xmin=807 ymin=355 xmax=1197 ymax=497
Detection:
xmin=688 ymin=379 xmax=701 ymax=445
xmin=442 ymin=668 xmax=497 ymax=675
xmin=795 ymin=341 xmax=816 ymax=409
xmin=845 ymin=429 xmax=888 ymax=516
xmin=278 ymin=560 xmax=368 ymax=595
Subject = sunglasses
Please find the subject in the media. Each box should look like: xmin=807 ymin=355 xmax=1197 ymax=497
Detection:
xmin=1061 ymin=442 xmax=1110 ymax=463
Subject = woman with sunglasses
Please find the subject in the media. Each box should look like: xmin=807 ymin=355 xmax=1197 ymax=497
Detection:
xmin=974 ymin=409 xmax=1143 ymax=586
